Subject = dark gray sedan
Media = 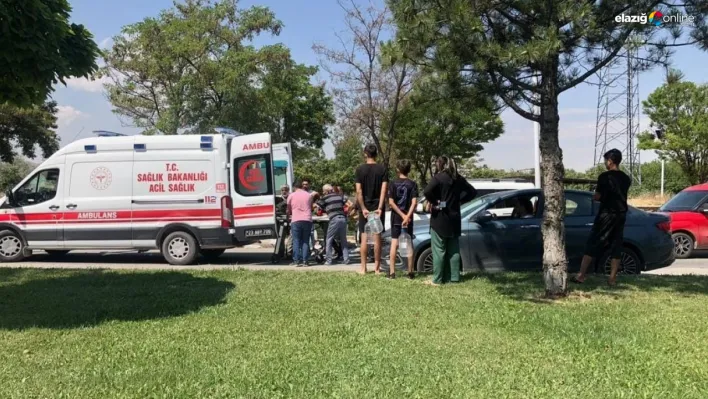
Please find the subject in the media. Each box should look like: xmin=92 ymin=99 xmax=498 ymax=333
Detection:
xmin=385 ymin=189 xmax=675 ymax=274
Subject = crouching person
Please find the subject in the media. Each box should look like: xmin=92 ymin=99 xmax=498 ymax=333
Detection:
xmin=317 ymin=184 xmax=350 ymax=265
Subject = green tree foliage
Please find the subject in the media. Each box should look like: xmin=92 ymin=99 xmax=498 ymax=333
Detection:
xmin=638 ymin=74 xmax=708 ymax=185
xmin=0 ymin=0 xmax=100 ymax=107
xmin=390 ymin=0 xmax=707 ymax=295
xmin=0 ymin=101 xmax=60 ymax=162
xmin=395 ymin=74 xmax=503 ymax=187
xmin=314 ymin=0 xmax=414 ymax=172
xmin=637 ymin=160 xmax=692 ymax=195
xmin=0 ymin=159 xmax=36 ymax=192
xmin=101 ymin=0 xmax=334 ymax=156
xmin=293 ymin=132 xmax=364 ymax=195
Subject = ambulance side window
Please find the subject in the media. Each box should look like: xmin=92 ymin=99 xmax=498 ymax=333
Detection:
xmin=14 ymin=169 xmax=60 ymax=207
xmin=234 ymin=155 xmax=272 ymax=197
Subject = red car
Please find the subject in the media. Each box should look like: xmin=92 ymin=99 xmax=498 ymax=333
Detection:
xmin=660 ymin=183 xmax=708 ymax=258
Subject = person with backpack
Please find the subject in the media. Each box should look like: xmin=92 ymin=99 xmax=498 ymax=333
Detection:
xmin=388 ymin=159 xmax=418 ymax=279
xmin=423 ymin=156 xmax=477 ymax=285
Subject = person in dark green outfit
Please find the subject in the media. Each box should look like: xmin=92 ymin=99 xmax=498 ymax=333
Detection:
xmin=423 ymin=156 xmax=477 ymax=285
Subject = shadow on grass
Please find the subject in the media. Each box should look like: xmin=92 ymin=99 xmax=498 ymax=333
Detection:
xmin=0 ymin=269 xmax=235 ymax=330
xmin=461 ymin=272 xmax=708 ymax=302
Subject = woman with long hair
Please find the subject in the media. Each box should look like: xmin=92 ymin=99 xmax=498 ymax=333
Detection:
xmin=423 ymin=156 xmax=477 ymax=285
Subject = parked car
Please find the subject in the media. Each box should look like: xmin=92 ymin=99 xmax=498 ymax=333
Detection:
xmin=657 ymin=183 xmax=708 ymax=258
xmin=384 ymin=189 xmax=675 ymax=274
xmin=383 ymin=178 xmax=534 ymax=232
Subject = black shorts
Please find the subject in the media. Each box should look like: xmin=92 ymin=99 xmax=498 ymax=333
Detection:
xmin=358 ymin=212 xmax=385 ymax=234
xmin=391 ymin=222 xmax=414 ymax=239
xmin=584 ymin=212 xmax=626 ymax=259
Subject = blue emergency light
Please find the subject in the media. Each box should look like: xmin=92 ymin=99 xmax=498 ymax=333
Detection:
xmin=93 ymin=130 xmax=126 ymax=137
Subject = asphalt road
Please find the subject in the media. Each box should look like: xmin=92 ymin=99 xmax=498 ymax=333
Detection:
xmin=3 ymin=248 xmax=708 ymax=275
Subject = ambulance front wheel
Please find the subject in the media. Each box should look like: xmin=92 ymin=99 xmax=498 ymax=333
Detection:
xmin=0 ymin=230 xmax=26 ymax=262
xmin=162 ymin=231 xmax=199 ymax=265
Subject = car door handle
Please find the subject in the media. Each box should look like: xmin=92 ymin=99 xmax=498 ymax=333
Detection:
xmin=520 ymin=225 xmax=540 ymax=229
xmin=66 ymin=204 xmax=78 ymax=209
xmin=49 ymin=205 xmax=60 ymax=211
xmin=585 ymin=223 xmax=594 ymax=226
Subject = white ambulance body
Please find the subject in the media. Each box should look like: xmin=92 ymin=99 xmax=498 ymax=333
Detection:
xmin=272 ymin=143 xmax=294 ymax=190
xmin=0 ymin=133 xmax=281 ymax=265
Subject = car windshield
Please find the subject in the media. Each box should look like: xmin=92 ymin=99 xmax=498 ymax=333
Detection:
xmin=461 ymin=194 xmax=498 ymax=218
xmin=659 ymin=190 xmax=708 ymax=212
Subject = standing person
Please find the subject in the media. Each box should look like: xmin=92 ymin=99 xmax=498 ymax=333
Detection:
xmin=423 ymin=156 xmax=477 ymax=285
xmin=276 ymin=185 xmax=290 ymax=214
xmin=573 ymin=149 xmax=631 ymax=286
xmin=317 ymin=184 xmax=350 ymax=265
xmin=355 ymin=144 xmax=388 ymax=275
xmin=388 ymin=160 xmax=418 ymax=279
xmin=280 ymin=185 xmax=290 ymax=201
xmin=287 ymin=180 xmax=313 ymax=267
xmin=301 ymin=179 xmax=315 ymax=247
xmin=302 ymin=179 xmax=312 ymax=194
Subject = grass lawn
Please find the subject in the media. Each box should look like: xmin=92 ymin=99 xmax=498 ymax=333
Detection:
xmin=1 ymin=268 xmax=707 ymax=398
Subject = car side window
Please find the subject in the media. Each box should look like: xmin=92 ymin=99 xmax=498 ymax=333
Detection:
xmin=489 ymin=195 xmax=539 ymax=219
xmin=14 ymin=169 xmax=60 ymax=207
xmin=566 ymin=192 xmax=593 ymax=217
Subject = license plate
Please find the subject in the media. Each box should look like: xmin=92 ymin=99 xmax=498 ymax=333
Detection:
xmin=245 ymin=228 xmax=273 ymax=238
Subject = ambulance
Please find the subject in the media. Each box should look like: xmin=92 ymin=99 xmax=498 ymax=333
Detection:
xmin=0 ymin=132 xmax=289 ymax=265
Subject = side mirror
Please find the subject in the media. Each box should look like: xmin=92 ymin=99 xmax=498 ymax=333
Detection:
xmin=4 ymin=190 xmax=16 ymax=207
xmin=475 ymin=211 xmax=494 ymax=224
xmin=701 ymin=207 xmax=708 ymax=215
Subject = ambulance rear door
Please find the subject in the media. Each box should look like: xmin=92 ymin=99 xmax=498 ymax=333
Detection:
xmin=230 ymin=133 xmax=276 ymax=242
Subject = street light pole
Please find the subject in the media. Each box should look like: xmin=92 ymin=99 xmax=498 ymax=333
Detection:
xmin=534 ymin=76 xmax=541 ymax=188
xmin=661 ymin=158 xmax=665 ymax=199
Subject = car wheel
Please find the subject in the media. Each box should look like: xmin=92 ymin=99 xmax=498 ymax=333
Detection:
xmin=672 ymin=232 xmax=694 ymax=259
xmin=45 ymin=250 xmax=70 ymax=256
xmin=200 ymin=248 xmax=226 ymax=260
xmin=416 ymin=247 xmax=434 ymax=273
xmin=0 ymin=230 xmax=26 ymax=262
xmin=162 ymin=231 xmax=199 ymax=265
xmin=602 ymin=247 xmax=642 ymax=275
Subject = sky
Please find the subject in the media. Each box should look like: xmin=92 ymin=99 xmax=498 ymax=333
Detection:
xmin=52 ymin=0 xmax=708 ymax=172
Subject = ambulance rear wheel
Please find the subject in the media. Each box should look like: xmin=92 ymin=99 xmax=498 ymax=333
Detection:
xmin=200 ymin=248 xmax=226 ymax=260
xmin=162 ymin=231 xmax=199 ymax=265
xmin=0 ymin=230 xmax=26 ymax=262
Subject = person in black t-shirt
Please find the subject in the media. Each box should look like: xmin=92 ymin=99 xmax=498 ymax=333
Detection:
xmin=573 ymin=148 xmax=631 ymax=286
xmin=423 ymin=156 xmax=477 ymax=285
xmin=387 ymin=159 xmax=418 ymax=279
xmin=355 ymin=144 xmax=389 ymax=275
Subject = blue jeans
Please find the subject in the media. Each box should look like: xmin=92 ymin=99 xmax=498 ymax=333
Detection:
xmin=291 ymin=221 xmax=313 ymax=263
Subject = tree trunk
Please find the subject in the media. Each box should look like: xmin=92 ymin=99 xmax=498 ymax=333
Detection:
xmin=539 ymin=69 xmax=568 ymax=297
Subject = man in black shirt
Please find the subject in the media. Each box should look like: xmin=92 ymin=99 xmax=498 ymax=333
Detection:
xmin=355 ymin=144 xmax=388 ymax=275
xmin=574 ymin=149 xmax=631 ymax=286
